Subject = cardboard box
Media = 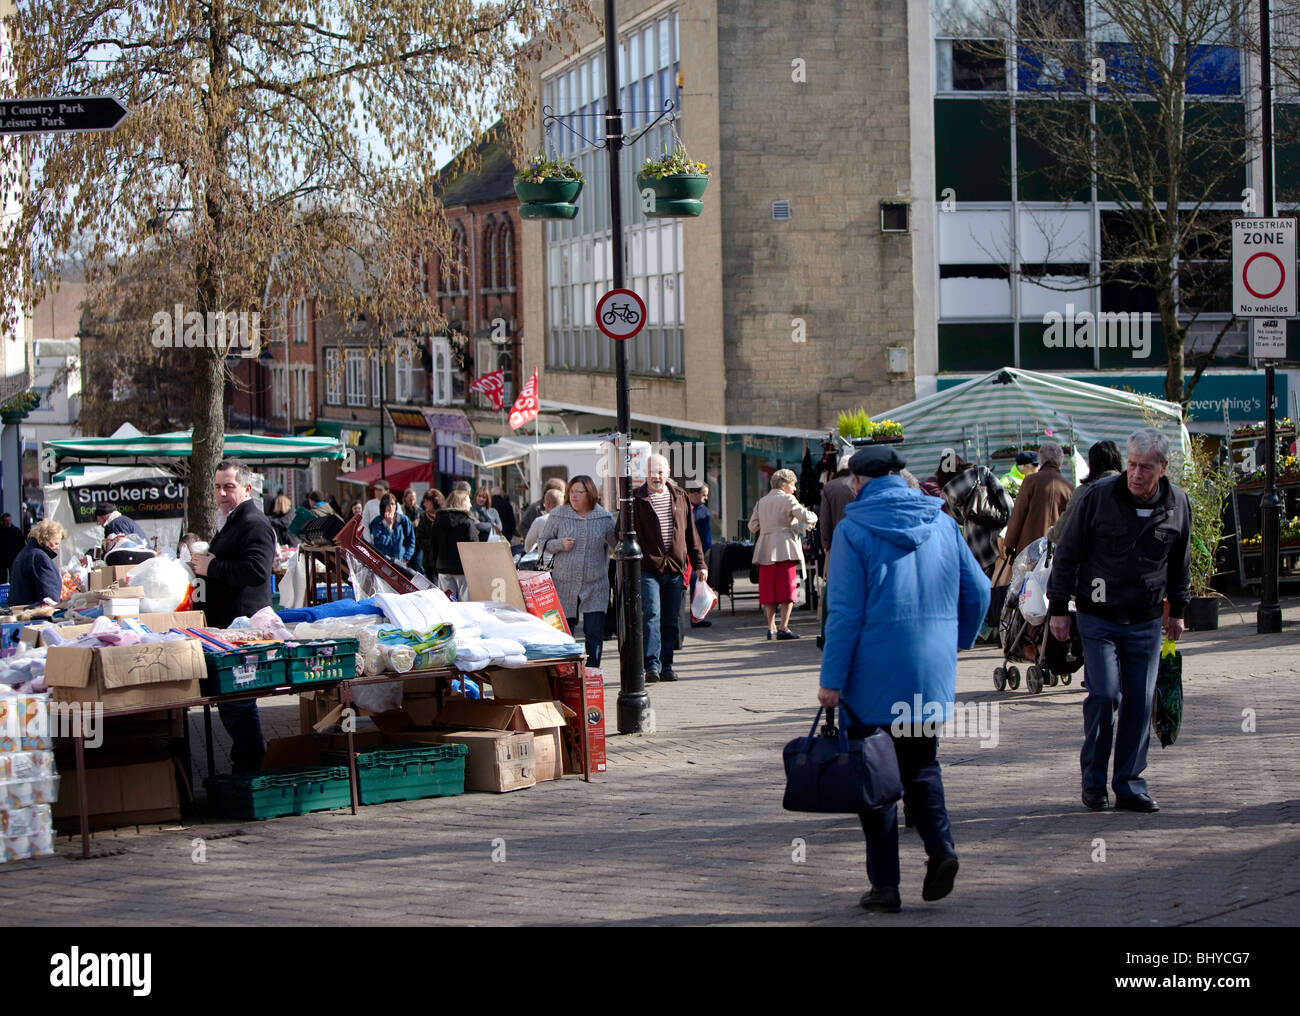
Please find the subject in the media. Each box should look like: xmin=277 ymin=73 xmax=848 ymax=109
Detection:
xmin=261 ymin=731 xmax=382 ymax=769
xmin=555 ymin=665 xmax=607 ymax=774
xmin=101 ymin=596 xmax=144 ymax=618
xmin=434 ymin=697 xmax=574 ymax=783
xmin=52 ymin=755 xmax=183 ymax=831
xmin=44 ymin=639 xmax=206 ymax=710
xmin=459 ymin=542 xmax=528 ymax=610
xmin=517 ymin=571 xmax=571 ymax=634
xmin=26 ymin=611 xmax=208 ymax=648
xmin=426 ymin=730 xmax=535 ymax=792
xmin=88 ymin=566 xmax=137 ymax=591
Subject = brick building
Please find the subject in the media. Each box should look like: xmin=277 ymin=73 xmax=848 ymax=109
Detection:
xmin=523 ymin=0 xmax=928 ymax=534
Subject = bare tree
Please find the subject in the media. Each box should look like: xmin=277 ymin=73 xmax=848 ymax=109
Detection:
xmin=960 ymin=0 xmax=1254 ymax=408
xmin=0 ymin=1 xmax=588 ymax=536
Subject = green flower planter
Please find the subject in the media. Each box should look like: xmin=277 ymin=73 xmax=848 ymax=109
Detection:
xmin=518 ymin=201 xmax=579 ymax=221
xmin=514 ymin=177 xmax=583 ymax=204
xmin=636 ymin=173 xmax=710 ymax=200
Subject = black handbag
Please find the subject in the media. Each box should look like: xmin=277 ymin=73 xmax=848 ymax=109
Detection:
xmin=782 ymin=703 xmax=904 ymax=813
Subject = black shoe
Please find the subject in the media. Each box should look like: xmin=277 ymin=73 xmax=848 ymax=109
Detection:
xmin=1082 ymin=786 xmax=1108 ymax=811
xmin=816 ymin=635 xmax=825 ymax=650
xmin=690 ymin=620 xmax=712 ymax=628
xmin=645 ymin=670 xmax=660 ymax=684
xmin=922 ymin=844 xmax=959 ymax=902
xmin=776 ymin=629 xmax=800 ymax=640
xmin=1115 ymin=792 xmax=1159 ymax=813
xmin=859 ymin=887 xmax=901 ymax=913
xmin=658 ymin=669 xmax=679 ymax=682
xmin=766 ymin=630 xmax=775 ymax=640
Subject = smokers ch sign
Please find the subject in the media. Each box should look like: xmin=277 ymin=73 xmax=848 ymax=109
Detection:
xmin=1232 ymin=218 xmax=1296 ymax=317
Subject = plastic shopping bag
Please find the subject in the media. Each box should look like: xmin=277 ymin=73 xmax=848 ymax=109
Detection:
xmin=1152 ymin=638 xmax=1183 ymax=748
xmin=691 ymin=579 xmax=718 ymax=622
xmin=1018 ymin=554 xmax=1051 ymax=625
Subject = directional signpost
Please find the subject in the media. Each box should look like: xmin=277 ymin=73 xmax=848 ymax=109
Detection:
xmin=1233 ymin=216 xmax=1295 ymax=634
xmin=0 ymin=95 xmax=129 ymax=136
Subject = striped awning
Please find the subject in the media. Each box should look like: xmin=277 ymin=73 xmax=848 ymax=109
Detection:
xmin=870 ymin=368 xmax=1191 ymax=481
xmin=45 ymin=431 xmax=346 ymax=466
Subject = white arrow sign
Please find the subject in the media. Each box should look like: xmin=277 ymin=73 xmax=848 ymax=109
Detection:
xmin=1233 ymin=218 xmax=1297 ymax=317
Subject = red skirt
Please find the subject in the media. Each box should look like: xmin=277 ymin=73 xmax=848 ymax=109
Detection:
xmin=758 ymin=561 xmax=798 ymax=604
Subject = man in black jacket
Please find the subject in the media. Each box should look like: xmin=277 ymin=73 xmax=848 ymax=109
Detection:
xmin=190 ymin=460 xmax=276 ymax=772
xmin=1047 ymin=428 xmax=1189 ymax=815
xmin=0 ymin=513 xmax=26 ymax=583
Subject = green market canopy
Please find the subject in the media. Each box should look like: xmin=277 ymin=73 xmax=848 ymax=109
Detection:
xmin=871 ymin=368 xmax=1191 ymax=482
xmin=45 ymin=431 xmax=346 ymax=472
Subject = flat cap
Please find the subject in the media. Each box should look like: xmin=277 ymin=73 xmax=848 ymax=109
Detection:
xmin=849 ymin=445 xmax=907 ymax=478
xmin=1016 ymin=451 xmax=1039 ymax=467
xmin=94 ymin=503 xmax=114 ymax=516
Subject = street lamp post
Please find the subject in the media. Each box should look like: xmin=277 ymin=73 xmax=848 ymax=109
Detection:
xmin=1258 ymin=0 xmax=1283 ymax=634
xmin=602 ymin=0 xmax=651 ymax=734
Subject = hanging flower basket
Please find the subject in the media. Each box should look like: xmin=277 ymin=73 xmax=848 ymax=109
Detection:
xmin=638 ymin=143 xmax=711 ymax=219
xmin=514 ymin=156 xmax=584 ymax=220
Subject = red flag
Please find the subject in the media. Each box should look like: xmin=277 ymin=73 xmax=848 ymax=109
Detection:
xmin=509 ymin=368 xmax=540 ymax=430
xmin=468 ymin=368 xmax=506 ymax=412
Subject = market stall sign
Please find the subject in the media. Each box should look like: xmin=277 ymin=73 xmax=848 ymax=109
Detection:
xmin=68 ymin=478 xmax=188 ymax=523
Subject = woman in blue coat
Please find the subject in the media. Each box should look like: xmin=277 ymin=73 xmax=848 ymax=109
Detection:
xmin=9 ymin=520 xmax=67 ymax=605
xmin=818 ymin=446 xmax=990 ymax=914
xmin=369 ymin=493 xmax=415 ymax=567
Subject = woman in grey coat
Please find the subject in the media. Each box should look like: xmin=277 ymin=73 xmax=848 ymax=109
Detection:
xmin=535 ymin=474 xmax=617 ymax=666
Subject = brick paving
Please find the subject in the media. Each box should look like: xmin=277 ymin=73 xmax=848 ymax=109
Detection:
xmin=2 ymin=587 xmax=1298 ymax=926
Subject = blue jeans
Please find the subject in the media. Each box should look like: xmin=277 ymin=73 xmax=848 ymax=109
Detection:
xmin=641 ymin=569 xmax=684 ymax=675
xmin=216 ymin=699 xmax=266 ymax=773
xmin=851 ymin=727 xmax=953 ymax=889
xmin=566 ymin=609 xmax=606 ymax=669
xmin=1076 ymin=613 xmax=1163 ymax=799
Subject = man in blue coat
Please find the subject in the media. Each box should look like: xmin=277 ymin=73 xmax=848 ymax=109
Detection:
xmin=818 ymin=445 xmax=990 ymax=913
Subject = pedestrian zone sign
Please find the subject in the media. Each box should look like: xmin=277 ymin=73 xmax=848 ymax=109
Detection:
xmin=1232 ymin=218 xmax=1296 ymax=317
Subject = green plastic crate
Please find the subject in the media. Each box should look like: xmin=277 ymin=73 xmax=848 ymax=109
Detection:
xmin=200 ymin=645 xmax=290 ymax=696
xmin=323 ymin=742 xmax=467 ymax=804
xmin=204 ymin=765 xmax=352 ymax=819
xmin=286 ymin=638 xmax=360 ymax=686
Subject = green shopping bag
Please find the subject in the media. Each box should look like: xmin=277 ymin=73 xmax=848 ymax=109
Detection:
xmin=1152 ymin=637 xmax=1183 ymax=748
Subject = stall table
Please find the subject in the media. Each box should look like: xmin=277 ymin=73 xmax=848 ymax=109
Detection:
xmin=62 ymin=655 xmax=589 ymax=858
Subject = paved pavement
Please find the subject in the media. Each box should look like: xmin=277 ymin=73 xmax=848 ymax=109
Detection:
xmin=3 ymin=587 xmax=1298 ymax=926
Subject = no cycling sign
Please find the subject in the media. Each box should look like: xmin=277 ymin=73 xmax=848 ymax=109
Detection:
xmin=1232 ymin=218 xmax=1296 ymax=317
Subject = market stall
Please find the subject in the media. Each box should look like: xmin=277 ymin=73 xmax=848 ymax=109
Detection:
xmin=1 ymin=549 xmax=602 ymax=861
xmin=868 ymin=367 xmax=1192 ymax=482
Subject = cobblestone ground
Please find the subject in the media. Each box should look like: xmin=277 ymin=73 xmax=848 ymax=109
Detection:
xmin=3 ymin=587 xmax=1298 ymax=927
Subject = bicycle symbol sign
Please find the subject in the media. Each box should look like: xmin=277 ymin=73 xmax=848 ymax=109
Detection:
xmin=596 ymin=288 xmax=647 ymax=341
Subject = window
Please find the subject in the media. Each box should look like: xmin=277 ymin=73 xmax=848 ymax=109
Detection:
xmin=394 ymin=351 xmax=413 ymax=403
xmin=325 ymin=348 xmax=341 ymax=405
xmin=430 ymin=336 xmax=465 ymax=405
xmin=474 ymin=338 xmax=514 ymax=409
xmin=292 ymin=298 xmax=308 ymax=344
xmin=345 ymin=349 xmax=367 ymax=406
xmin=294 ymin=366 xmax=313 ymax=420
xmin=499 ymin=219 xmax=514 ymax=289
xmin=542 ymin=11 xmax=685 ymax=376
xmin=272 ymin=367 xmax=289 ymax=417
xmin=484 ymin=219 xmax=499 ymax=290
xmin=371 ymin=355 xmax=382 ymax=407
xmin=449 ymin=224 xmax=468 ymax=294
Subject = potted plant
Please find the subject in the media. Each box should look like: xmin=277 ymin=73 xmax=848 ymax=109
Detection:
xmin=1232 ymin=417 xmax=1295 ymax=440
xmin=636 ymin=143 xmax=711 ymax=218
xmin=514 ymin=155 xmax=584 ymax=220
xmin=836 ymin=409 xmax=903 ymax=445
xmin=0 ymin=390 xmax=39 ymax=424
xmin=1180 ymin=434 xmax=1233 ymax=630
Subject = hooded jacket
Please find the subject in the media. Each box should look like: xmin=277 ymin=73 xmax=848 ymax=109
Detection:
xmin=432 ymin=509 xmax=481 ymax=575
xmin=819 ymin=475 xmax=991 ymax=726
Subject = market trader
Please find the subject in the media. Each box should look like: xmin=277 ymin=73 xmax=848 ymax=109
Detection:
xmin=190 ymin=459 xmax=276 ymax=772
xmin=1047 ymin=428 xmax=1189 ymax=814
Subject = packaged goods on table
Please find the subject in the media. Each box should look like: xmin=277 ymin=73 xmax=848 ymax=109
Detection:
xmin=0 ymin=707 xmax=58 ymax=863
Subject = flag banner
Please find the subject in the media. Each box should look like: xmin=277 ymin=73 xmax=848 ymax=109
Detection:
xmin=509 ymin=368 xmax=540 ymax=430
xmin=468 ymin=369 xmax=506 ymax=412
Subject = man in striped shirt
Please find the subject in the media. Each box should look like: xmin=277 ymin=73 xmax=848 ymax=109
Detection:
xmin=631 ymin=454 xmax=708 ymax=682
